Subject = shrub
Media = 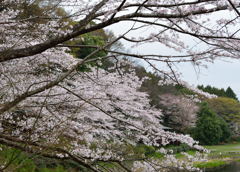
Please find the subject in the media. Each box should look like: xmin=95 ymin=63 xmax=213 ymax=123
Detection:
xmin=191 ymin=103 xmax=231 ymax=145
xmin=207 ymin=97 xmax=240 ymax=136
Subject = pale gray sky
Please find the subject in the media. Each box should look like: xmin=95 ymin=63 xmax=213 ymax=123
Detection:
xmin=178 ymin=60 xmax=240 ymax=99
xmin=107 ymin=18 xmax=240 ymax=99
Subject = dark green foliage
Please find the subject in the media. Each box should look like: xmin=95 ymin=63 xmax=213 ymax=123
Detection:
xmin=230 ymin=136 xmax=240 ymax=142
xmin=226 ymin=87 xmax=238 ymax=100
xmin=68 ymin=33 xmax=108 ymax=71
xmin=192 ymin=103 xmax=223 ymax=145
xmin=218 ymin=117 xmax=232 ymax=142
xmin=191 ymin=103 xmax=231 ymax=145
xmin=70 ymin=33 xmax=107 ymax=60
xmin=197 ymin=85 xmax=226 ymax=97
xmin=67 ymin=29 xmax=121 ymax=72
xmin=198 ymin=85 xmax=238 ymax=101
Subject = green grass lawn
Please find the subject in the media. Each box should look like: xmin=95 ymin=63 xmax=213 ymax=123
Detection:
xmin=205 ymin=142 xmax=240 ymax=153
xmin=204 ymin=142 xmax=240 ymax=160
xmin=191 ymin=142 xmax=240 ymax=169
xmin=194 ymin=160 xmax=226 ymax=168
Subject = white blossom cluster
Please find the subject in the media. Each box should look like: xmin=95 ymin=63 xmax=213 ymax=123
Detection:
xmin=158 ymin=78 xmax=217 ymax=100
xmin=3 ymin=0 xmax=236 ymax=170
xmin=0 ymin=52 xmax=202 ymax=160
xmin=0 ymin=0 xmax=73 ymax=51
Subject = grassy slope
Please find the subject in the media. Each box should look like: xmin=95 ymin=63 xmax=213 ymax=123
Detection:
xmin=193 ymin=142 xmax=240 ymax=169
xmin=205 ymin=142 xmax=240 ymax=153
xmin=205 ymin=142 xmax=240 ymax=159
xmin=2 ymin=142 xmax=240 ymax=171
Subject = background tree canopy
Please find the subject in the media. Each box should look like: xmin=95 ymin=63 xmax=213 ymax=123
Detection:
xmin=191 ymin=103 xmax=231 ymax=145
xmin=207 ymin=97 xmax=240 ymax=136
xmin=198 ymin=85 xmax=238 ymax=101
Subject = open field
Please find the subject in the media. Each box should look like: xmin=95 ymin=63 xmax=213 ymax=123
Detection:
xmin=192 ymin=142 xmax=240 ymax=170
xmin=205 ymin=142 xmax=240 ymax=153
xmin=204 ymin=142 xmax=240 ymax=160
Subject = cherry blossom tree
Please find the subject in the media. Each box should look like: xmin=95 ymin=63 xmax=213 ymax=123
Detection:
xmin=1 ymin=0 xmax=240 ymax=171
xmin=159 ymin=94 xmax=199 ymax=133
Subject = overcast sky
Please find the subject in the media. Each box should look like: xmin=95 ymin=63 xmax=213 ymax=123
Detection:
xmin=178 ymin=60 xmax=240 ymax=99
xmin=107 ymin=19 xmax=240 ymax=99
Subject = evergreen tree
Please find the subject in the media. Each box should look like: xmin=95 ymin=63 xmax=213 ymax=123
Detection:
xmin=226 ymin=87 xmax=238 ymax=101
xmin=218 ymin=88 xmax=227 ymax=97
xmin=198 ymin=85 xmax=238 ymax=101
xmin=191 ymin=103 xmax=231 ymax=145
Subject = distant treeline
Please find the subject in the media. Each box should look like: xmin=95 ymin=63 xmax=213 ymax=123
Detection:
xmin=198 ymin=85 xmax=238 ymax=101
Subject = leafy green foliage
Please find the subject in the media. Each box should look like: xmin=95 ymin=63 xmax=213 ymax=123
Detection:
xmin=191 ymin=103 xmax=231 ymax=145
xmin=207 ymin=97 xmax=240 ymax=137
xmin=0 ymin=145 xmax=87 ymax=172
xmin=0 ymin=145 xmax=36 ymax=172
xmin=67 ymin=28 xmax=124 ymax=72
xmin=69 ymin=33 xmax=106 ymax=60
xmin=67 ymin=32 xmax=108 ymax=71
xmin=207 ymin=97 xmax=240 ymax=136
